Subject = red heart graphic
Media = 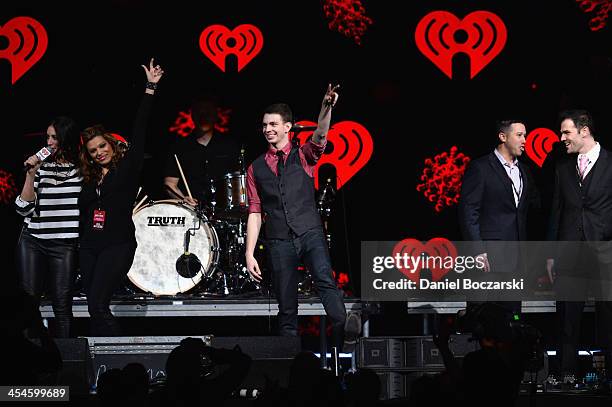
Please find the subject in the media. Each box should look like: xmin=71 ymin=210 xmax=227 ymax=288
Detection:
xmin=293 ymin=120 xmax=373 ymax=189
xmin=0 ymin=17 xmax=48 ymax=84
xmin=415 ymin=11 xmax=507 ymax=79
xmin=525 ymin=127 xmax=559 ymax=168
xmin=392 ymin=237 xmax=457 ymax=282
xmin=199 ymin=24 xmax=263 ymax=72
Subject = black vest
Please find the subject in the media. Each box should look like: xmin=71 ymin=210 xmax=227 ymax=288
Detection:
xmin=252 ymin=146 xmax=322 ymax=239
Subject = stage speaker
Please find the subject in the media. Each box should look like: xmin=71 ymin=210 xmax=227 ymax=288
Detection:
xmin=87 ymin=335 xmax=212 ymax=389
xmin=211 ymin=336 xmax=301 ymax=389
xmin=374 ymin=370 xmax=443 ymax=400
xmin=31 ymin=337 xmax=92 ymax=395
xmin=357 ymin=335 xmax=478 ymax=371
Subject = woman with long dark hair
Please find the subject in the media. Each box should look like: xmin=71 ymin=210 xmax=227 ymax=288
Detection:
xmin=15 ymin=116 xmax=82 ymax=338
xmin=78 ymin=59 xmax=164 ymax=336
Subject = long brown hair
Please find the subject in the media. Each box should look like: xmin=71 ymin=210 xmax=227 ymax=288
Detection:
xmin=49 ymin=116 xmax=80 ymax=164
xmin=79 ymin=124 xmax=128 ymax=183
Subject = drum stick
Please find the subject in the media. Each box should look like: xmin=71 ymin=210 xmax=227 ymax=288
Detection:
xmin=133 ymin=194 xmax=148 ymax=214
xmin=136 ymin=186 xmax=142 ymax=199
xmin=174 ymin=154 xmax=193 ymax=200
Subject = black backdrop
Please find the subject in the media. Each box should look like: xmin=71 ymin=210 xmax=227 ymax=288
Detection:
xmin=1 ymin=0 xmax=611 ymax=293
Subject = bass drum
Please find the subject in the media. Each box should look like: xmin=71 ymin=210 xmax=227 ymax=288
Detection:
xmin=128 ymin=200 xmax=219 ymax=295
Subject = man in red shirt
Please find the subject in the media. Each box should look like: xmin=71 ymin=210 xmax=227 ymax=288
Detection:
xmin=245 ymin=85 xmax=346 ymax=348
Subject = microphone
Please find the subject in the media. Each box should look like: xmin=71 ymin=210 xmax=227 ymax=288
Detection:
xmin=176 ymin=230 xmax=201 ymax=278
xmin=24 ymin=146 xmax=55 ymax=171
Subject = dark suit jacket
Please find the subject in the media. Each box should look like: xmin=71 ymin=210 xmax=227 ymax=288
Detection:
xmin=549 ymin=148 xmax=612 ymax=242
xmin=459 ymin=152 xmax=534 ymax=244
xmin=458 ymin=152 xmax=538 ymax=275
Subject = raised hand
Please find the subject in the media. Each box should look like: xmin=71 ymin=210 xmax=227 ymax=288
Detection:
xmin=323 ymin=83 xmax=340 ymax=108
xmin=142 ymin=57 xmax=164 ymax=84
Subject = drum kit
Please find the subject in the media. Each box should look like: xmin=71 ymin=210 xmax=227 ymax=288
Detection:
xmin=127 ymin=154 xmax=338 ymax=298
xmin=127 ymin=170 xmax=258 ymax=297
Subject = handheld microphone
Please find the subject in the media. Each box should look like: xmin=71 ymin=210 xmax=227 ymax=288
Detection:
xmin=24 ymin=146 xmax=55 ymax=171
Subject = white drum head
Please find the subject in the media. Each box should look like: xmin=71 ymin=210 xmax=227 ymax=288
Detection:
xmin=128 ymin=202 xmax=219 ymax=295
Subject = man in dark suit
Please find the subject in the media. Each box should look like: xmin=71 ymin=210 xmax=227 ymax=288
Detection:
xmin=547 ymin=109 xmax=612 ymax=376
xmin=459 ymin=120 xmax=535 ymax=312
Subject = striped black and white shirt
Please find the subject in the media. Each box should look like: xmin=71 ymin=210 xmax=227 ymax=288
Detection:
xmin=15 ymin=162 xmax=82 ymax=239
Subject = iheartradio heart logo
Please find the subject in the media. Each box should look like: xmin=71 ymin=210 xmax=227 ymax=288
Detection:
xmin=525 ymin=127 xmax=559 ymax=168
xmin=199 ymin=24 xmax=263 ymax=72
xmin=293 ymin=120 xmax=373 ymax=189
xmin=392 ymin=237 xmax=457 ymax=283
xmin=0 ymin=17 xmax=48 ymax=84
xmin=415 ymin=11 xmax=507 ymax=79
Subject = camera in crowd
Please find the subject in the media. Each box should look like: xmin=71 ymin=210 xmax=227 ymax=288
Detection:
xmin=456 ymin=302 xmax=545 ymax=374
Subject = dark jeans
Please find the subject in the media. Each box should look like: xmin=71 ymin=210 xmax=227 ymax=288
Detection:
xmin=16 ymin=228 xmax=77 ymax=338
xmin=80 ymin=240 xmax=136 ymax=336
xmin=266 ymin=227 xmax=346 ymax=349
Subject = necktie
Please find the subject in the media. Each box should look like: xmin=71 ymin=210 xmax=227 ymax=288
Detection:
xmin=578 ymin=154 xmax=589 ymax=180
xmin=276 ymin=150 xmax=285 ymax=177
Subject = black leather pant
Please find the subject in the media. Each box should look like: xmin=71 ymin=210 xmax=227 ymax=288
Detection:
xmin=80 ymin=240 xmax=137 ymax=336
xmin=16 ymin=228 xmax=77 ymax=338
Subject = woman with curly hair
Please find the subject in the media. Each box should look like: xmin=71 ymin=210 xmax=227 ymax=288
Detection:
xmin=78 ymin=59 xmax=164 ymax=336
xmin=15 ymin=115 xmax=82 ymax=338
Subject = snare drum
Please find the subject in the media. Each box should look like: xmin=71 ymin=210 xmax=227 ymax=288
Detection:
xmin=213 ymin=171 xmax=248 ymax=218
xmin=128 ymin=200 xmax=219 ymax=295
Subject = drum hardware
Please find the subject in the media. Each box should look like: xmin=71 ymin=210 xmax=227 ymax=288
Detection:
xmin=238 ymin=145 xmax=246 ymax=174
xmin=222 ymin=272 xmax=230 ymax=295
xmin=198 ymin=216 xmax=262 ymax=297
xmin=297 ymin=271 xmax=314 ymax=295
xmin=317 ymin=177 xmax=336 ymax=250
xmin=176 ymin=220 xmax=203 ymax=279
xmin=207 ymin=178 xmax=218 ymax=218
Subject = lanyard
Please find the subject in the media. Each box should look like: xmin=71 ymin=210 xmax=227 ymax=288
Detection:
xmin=96 ymin=173 xmax=106 ymax=209
xmin=505 ymin=164 xmax=522 ymax=205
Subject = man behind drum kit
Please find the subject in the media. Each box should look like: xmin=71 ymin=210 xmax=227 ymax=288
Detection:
xmin=163 ymin=96 xmax=241 ymax=208
xmin=245 ymin=84 xmax=347 ymax=350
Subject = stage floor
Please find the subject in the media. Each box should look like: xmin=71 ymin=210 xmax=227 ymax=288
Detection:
xmin=40 ymin=295 xmax=363 ymax=317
